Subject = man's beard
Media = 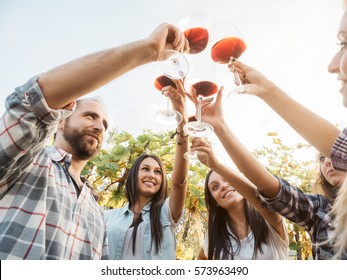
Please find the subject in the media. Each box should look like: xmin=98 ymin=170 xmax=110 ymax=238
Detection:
xmin=63 ymin=124 xmax=102 ymax=160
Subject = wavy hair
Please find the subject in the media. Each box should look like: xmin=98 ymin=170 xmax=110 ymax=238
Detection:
xmin=314 ymin=153 xmax=346 ymax=258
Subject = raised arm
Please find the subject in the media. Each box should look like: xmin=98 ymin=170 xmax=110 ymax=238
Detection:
xmin=163 ymin=80 xmax=189 ymax=222
xmin=38 ymin=23 xmax=189 ymax=109
xmin=231 ymin=59 xmax=340 ymax=157
xmin=192 ymin=87 xmax=280 ymax=197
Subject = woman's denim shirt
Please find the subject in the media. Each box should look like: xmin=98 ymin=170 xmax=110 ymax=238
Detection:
xmin=104 ymin=199 xmax=180 ymax=260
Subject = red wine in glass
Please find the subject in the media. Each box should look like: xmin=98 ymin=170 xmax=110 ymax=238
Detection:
xmin=154 ymin=75 xmax=177 ymax=91
xmin=153 ymin=75 xmax=182 ymax=126
xmin=211 ymin=37 xmax=246 ymax=63
xmin=188 ymin=115 xmax=197 ymax=122
xmin=211 ymin=36 xmax=256 ymax=98
xmin=191 ymin=81 xmax=218 ymax=97
xmin=184 ymin=27 xmax=209 ymax=54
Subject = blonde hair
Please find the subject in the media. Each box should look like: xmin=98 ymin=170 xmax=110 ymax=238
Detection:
xmin=329 ymin=0 xmax=347 ymax=258
xmin=330 ymin=175 xmax=347 ymax=258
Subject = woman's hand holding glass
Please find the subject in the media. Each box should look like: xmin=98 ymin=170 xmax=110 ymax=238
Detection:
xmin=182 ymin=86 xmax=223 ymax=160
xmin=162 ymin=79 xmax=188 ymax=121
xmin=209 ymin=19 xmax=257 ymax=103
xmin=185 ymin=86 xmax=215 ymax=135
xmin=187 ymin=85 xmax=225 ymax=131
xmin=189 ymin=137 xmax=219 ymax=169
xmin=228 ymin=59 xmax=275 ymax=99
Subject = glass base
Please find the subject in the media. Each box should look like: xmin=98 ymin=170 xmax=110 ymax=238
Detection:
xmin=183 ymin=150 xmax=206 ymax=161
xmin=184 ymin=121 xmax=214 ymax=137
xmin=228 ymin=84 xmax=257 ymax=103
xmin=155 ymin=110 xmax=183 ymax=126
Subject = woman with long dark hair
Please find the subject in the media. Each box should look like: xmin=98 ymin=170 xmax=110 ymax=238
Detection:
xmin=190 ymin=87 xmax=346 ymax=259
xmin=197 ymin=168 xmax=288 ymax=260
xmin=194 ymin=136 xmax=289 ymax=260
xmin=105 ymin=80 xmax=189 ymax=259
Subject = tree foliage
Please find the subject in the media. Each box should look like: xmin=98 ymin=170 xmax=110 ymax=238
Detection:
xmin=83 ymin=130 xmax=318 ymax=260
xmin=83 ymin=128 xmax=209 ymax=259
xmin=253 ymin=132 xmax=317 ymax=260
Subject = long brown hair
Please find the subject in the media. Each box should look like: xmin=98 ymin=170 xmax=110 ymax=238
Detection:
xmin=204 ymin=170 xmax=269 ymax=260
xmin=125 ymin=154 xmax=168 ymax=254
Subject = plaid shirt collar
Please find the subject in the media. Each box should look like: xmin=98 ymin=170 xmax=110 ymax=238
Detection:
xmin=47 ymin=146 xmax=100 ymax=201
xmin=47 ymin=146 xmax=70 ymax=162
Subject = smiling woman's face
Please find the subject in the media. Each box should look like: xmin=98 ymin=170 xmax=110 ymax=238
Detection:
xmin=207 ymin=171 xmax=244 ymax=209
xmin=137 ymin=157 xmax=163 ymax=199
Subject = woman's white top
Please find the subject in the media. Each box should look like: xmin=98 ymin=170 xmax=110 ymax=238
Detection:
xmin=203 ymin=219 xmax=288 ymax=260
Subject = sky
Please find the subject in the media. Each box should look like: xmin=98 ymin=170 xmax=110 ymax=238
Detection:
xmin=1 ymin=0 xmax=346 ymax=163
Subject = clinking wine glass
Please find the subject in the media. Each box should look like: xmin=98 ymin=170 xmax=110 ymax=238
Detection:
xmin=159 ymin=12 xmax=210 ymax=78
xmin=155 ymin=14 xmax=209 ymax=127
xmin=177 ymin=12 xmax=210 ymax=56
xmin=183 ymin=54 xmax=218 ymax=159
xmin=156 ymin=47 xmax=189 ymax=127
xmin=183 ymin=96 xmax=213 ymax=160
xmin=153 ymin=75 xmax=183 ymax=126
xmin=210 ymin=19 xmax=256 ymax=102
xmin=157 ymin=49 xmax=189 ymax=80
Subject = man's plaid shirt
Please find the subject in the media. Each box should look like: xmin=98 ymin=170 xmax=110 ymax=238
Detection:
xmin=257 ymin=176 xmax=347 ymax=260
xmin=0 ymin=76 xmax=108 ymax=259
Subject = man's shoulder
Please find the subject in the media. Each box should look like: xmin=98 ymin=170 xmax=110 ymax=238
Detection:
xmin=45 ymin=146 xmax=68 ymax=162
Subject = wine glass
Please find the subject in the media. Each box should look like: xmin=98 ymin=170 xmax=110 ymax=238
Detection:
xmin=183 ymin=54 xmax=219 ymax=159
xmin=154 ymin=14 xmax=209 ymax=127
xmin=157 ymin=49 xmax=189 ymax=80
xmin=155 ymin=46 xmax=189 ymax=127
xmin=210 ymin=19 xmax=256 ymax=102
xmin=183 ymin=96 xmax=214 ymax=160
xmin=153 ymin=75 xmax=183 ymax=126
xmin=177 ymin=12 xmax=210 ymax=56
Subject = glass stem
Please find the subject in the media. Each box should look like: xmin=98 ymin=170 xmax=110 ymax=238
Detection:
xmin=166 ymin=97 xmax=171 ymax=111
xmin=197 ymin=96 xmax=202 ymax=127
xmin=232 ymin=64 xmax=243 ymax=86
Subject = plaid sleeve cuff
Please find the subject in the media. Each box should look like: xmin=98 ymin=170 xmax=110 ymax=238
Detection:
xmin=330 ymin=127 xmax=347 ymax=171
xmin=16 ymin=75 xmax=75 ymax=123
xmin=257 ymin=183 xmax=283 ymax=204
xmin=256 ymin=176 xmax=286 ymax=212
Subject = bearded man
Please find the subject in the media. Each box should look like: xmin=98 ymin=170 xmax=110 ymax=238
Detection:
xmin=0 ymin=22 xmax=189 ymax=259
